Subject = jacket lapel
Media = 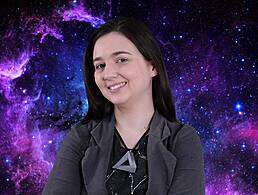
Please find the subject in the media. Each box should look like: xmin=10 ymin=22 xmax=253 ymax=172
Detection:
xmin=81 ymin=113 xmax=115 ymax=195
xmin=145 ymin=110 xmax=178 ymax=195
xmin=81 ymin=109 xmax=178 ymax=195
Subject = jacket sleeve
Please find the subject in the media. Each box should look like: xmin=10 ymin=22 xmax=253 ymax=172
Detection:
xmin=42 ymin=123 xmax=89 ymax=195
xmin=168 ymin=124 xmax=206 ymax=195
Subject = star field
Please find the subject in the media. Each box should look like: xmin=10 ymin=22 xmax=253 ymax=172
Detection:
xmin=0 ymin=0 xmax=257 ymax=194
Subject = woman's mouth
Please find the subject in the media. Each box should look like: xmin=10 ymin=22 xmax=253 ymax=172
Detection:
xmin=108 ymin=82 xmax=127 ymax=93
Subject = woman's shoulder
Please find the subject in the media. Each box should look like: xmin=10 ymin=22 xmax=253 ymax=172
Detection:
xmin=165 ymin=120 xmax=202 ymax=153
xmin=60 ymin=118 xmax=102 ymax=153
xmin=166 ymin=119 xmax=199 ymax=139
xmin=174 ymin=122 xmax=198 ymax=136
xmin=69 ymin=118 xmax=102 ymax=139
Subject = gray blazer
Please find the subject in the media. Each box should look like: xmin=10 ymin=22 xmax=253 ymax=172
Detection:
xmin=42 ymin=109 xmax=205 ymax=195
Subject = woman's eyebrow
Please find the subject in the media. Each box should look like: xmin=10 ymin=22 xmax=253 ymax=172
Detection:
xmin=93 ymin=51 xmax=132 ymax=63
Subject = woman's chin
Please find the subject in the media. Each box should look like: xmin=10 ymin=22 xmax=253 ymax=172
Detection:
xmin=110 ymin=99 xmax=127 ymax=106
xmin=107 ymin=97 xmax=130 ymax=107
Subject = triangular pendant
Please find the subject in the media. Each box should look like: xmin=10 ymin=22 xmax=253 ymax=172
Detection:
xmin=112 ymin=150 xmax=137 ymax=173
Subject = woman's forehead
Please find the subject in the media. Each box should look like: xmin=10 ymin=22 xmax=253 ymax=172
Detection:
xmin=93 ymin=32 xmax=138 ymax=58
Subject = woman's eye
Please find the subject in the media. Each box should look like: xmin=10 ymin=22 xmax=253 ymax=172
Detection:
xmin=95 ymin=63 xmax=105 ymax=70
xmin=117 ymin=58 xmax=128 ymax=63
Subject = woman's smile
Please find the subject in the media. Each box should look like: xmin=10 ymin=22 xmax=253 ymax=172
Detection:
xmin=108 ymin=81 xmax=127 ymax=93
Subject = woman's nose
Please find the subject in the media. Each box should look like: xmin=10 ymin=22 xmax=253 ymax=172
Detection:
xmin=103 ymin=63 xmax=118 ymax=80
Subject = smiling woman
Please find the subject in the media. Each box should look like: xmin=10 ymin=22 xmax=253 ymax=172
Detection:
xmin=42 ymin=17 xmax=205 ymax=195
xmin=93 ymin=31 xmax=157 ymax=108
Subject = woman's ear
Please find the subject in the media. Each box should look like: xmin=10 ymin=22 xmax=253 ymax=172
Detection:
xmin=147 ymin=61 xmax=157 ymax=77
xmin=149 ymin=62 xmax=158 ymax=77
xmin=151 ymin=66 xmax=157 ymax=77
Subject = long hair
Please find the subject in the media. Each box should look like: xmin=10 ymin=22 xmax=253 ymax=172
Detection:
xmin=81 ymin=17 xmax=178 ymax=124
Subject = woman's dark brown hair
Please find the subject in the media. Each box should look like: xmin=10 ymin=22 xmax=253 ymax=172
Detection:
xmin=81 ymin=17 xmax=178 ymax=124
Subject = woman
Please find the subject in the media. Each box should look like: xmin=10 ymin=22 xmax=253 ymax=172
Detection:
xmin=42 ymin=17 xmax=205 ymax=195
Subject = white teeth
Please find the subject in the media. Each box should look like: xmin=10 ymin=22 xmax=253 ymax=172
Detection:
xmin=110 ymin=82 xmax=126 ymax=90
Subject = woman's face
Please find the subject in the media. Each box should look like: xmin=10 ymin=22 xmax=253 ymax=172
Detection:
xmin=93 ymin=32 xmax=157 ymax=107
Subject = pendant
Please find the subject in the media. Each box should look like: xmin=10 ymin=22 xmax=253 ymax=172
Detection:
xmin=112 ymin=150 xmax=137 ymax=173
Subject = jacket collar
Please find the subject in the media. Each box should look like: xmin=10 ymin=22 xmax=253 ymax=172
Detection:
xmin=90 ymin=108 xmax=171 ymax=145
xmin=82 ymin=109 xmax=177 ymax=195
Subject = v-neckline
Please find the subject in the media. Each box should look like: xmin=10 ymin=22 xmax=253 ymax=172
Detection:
xmin=114 ymin=127 xmax=150 ymax=150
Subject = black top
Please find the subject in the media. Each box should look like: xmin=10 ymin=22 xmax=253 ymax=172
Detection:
xmin=105 ymin=127 xmax=150 ymax=195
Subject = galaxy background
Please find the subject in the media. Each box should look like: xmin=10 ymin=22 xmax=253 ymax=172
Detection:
xmin=0 ymin=0 xmax=257 ymax=194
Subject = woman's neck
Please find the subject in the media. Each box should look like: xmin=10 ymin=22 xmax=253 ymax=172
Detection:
xmin=114 ymin=103 xmax=155 ymax=134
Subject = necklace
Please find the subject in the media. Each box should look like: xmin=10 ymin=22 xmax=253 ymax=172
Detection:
xmin=112 ymin=125 xmax=150 ymax=173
